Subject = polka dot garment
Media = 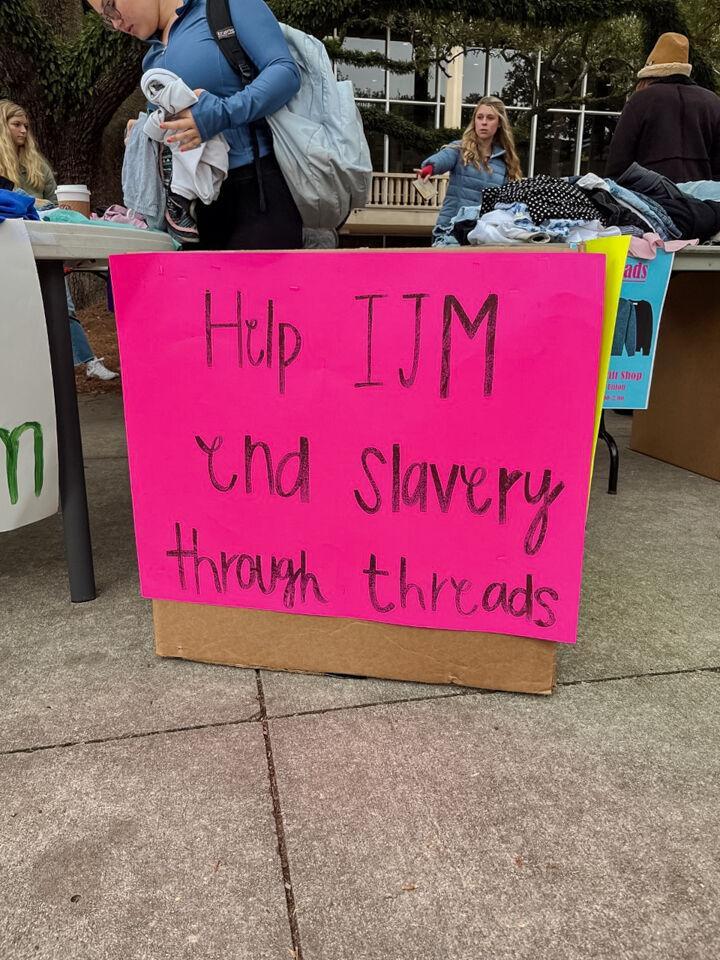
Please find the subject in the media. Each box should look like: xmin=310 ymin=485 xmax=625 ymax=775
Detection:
xmin=480 ymin=175 xmax=608 ymax=225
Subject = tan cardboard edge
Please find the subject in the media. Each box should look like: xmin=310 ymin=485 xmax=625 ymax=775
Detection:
xmin=631 ymin=272 xmax=720 ymax=480
xmin=153 ymin=600 xmax=557 ymax=696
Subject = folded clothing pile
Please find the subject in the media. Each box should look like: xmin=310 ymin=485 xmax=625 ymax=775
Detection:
xmin=141 ymin=68 xmax=228 ymax=206
xmin=452 ymin=202 xmax=620 ymax=247
xmin=446 ymin=165 xmax=720 ymax=249
xmin=615 ymin=163 xmax=720 ymax=242
xmin=480 ymin=175 xmax=638 ymax=229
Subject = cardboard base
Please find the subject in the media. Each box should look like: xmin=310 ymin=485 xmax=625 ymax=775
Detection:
xmin=153 ymin=601 xmax=557 ymax=695
xmin=631 ymin=272 xmax=720 ymax=480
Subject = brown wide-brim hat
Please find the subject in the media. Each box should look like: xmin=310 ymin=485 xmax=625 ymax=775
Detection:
xmin=638 ymin=32 xmax=692 ymax=79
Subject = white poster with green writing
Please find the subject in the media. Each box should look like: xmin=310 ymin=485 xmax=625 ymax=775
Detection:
xmin=0 ymin=219 xmax=58 ymax=531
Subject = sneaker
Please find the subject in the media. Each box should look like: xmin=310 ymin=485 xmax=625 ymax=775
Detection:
xmin=158 ymin=143 xmax=173 ymax=191
xmin=165 ymin=191 xmax=199 ymax=245
xmin=86 ymin=357 xmax=119 ymax=381
xmin=159 ymin=144 xmax=199 ymax=245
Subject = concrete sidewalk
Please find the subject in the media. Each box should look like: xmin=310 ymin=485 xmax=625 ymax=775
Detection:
xmin=1 ymin=398 xmax=718 ymax=960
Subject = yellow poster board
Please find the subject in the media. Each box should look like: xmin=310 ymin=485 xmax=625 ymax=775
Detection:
xmin=584 ymin=236 xmax=631 ymax=467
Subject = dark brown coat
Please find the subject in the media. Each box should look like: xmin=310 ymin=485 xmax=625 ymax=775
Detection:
xmin=605 ymin=77 xmax=720 ymax=183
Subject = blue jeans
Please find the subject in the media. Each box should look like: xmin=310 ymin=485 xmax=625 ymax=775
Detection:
xmin=65 ymin=282 xmax=94 ymax=365
xmin=612 ymin=299 xmax=637 ymax=357
xmin=606 ymin=181 xmax=681 ymax=240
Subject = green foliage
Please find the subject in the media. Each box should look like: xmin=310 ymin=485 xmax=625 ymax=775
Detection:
xmin=1 ymin=0 xmax=713 ymax=181
xmin=274 ymin=0 xmax=699 ymax=42
xmin=0 ymin=0 xmax=140 ymax=111
xmin=359 ymin=105 xmax=461 ymax=151
xmin=677 ymin=0 xmax=720 ymax=89
xmin=324 ymin=37 xmax=416 ymax=73
xmin=303 ymin=0 xmax=714 ymax=91
xmin=65 ymin=16 xmax=140 ymax=106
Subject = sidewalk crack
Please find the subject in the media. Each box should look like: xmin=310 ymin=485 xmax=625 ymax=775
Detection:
xmin=0 ymin=713 xmax=260 ymax=757
xmin=558 ymin=665 xmax=719 ymax=687
xmin=256 ymin=671 xmax=304 ymax=960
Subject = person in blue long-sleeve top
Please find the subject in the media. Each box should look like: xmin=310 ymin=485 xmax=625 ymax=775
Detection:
xmin=90 ymin=0 xmax=303 ymax=249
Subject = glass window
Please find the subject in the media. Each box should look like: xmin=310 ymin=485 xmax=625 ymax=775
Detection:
xmin=356 ymin=101 xmax=386 ymax=171
xmin=586 ymin=59 xmax=634 ymax=114
xmin=388 ymin=104 xmax=437 ymax=172
xmin=460 ymin=103 xmax=473 ymax=127
xmin=508 ymin=110 xmax=531 ymax=177
xmin=537 ymin=53 xmax=583 ymax=112
xmin=490 ymin=50 xmax=535 ymax=108
xmin=580 ymin=115 xmax=620 ymax=175
xmin=428 ymin=61 xmax=447 ymax=101
xmin=365 ymin=130 xmax=386 ymax=174
xmin=533 ymin=112 xmax=577 ymax=177
xmin=338 ymin=36 xmax=386 ymax=100
xmin=387 ymin=39 xmax=415 ymax=100
xmin=349 ymin=36 xmax=630 ymax=183
xmin=462 ymin=49 xmax=487 ymax=104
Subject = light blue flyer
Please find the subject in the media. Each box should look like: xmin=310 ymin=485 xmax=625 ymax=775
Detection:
xmin=604 ymin=251 xmax=674 ymax=409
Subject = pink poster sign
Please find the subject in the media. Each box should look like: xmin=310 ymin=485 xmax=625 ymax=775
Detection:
xmin=111 ymin=251 xmax=605 ymax=644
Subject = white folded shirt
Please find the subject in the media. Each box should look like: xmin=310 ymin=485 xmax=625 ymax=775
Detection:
xmin=141 ymin=68 xmax=229 ymax=205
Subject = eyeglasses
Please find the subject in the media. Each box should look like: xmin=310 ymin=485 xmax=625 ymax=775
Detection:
xmin=100 ymin=0 xmax=124 ymax=28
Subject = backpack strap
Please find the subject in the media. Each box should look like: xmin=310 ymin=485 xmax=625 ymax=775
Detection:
xmin=206 ymin=0 xmax=257 ymax=85
xmin=206 ymin=0 xmax=267 ymax=212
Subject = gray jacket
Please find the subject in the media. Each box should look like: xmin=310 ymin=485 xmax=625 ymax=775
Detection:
xmin=122 ymin=113 xmax=165 ymax=231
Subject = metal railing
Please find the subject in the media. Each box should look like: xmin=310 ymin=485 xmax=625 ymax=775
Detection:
xmin=367 ymin=172 xmax=449 ymax=209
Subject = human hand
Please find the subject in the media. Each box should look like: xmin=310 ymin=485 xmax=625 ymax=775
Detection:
xmin=416 ymin=164 xmax=434 ymax=180
xmin=161 ymin=90 xmax=205 ymax=152
xmin=124 ymin=118 xmax=137 ymax=146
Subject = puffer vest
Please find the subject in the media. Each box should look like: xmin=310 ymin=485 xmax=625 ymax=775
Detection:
xmin=422 ymin=141 xmax=508 ymax=238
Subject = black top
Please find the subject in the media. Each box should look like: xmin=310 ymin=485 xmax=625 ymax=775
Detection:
xmin=606 ymin=76 xmax=720 ymax=183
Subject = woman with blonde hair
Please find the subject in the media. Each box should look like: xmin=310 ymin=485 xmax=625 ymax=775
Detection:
xmin=0 ymin=100 xmax=118 ymax=380
xmin=0 ymin=99 xmax=57 ymax=200
xmin=417 ymin=96 xmax=522 ymax=245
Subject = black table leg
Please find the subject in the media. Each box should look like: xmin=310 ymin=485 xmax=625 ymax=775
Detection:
xmin=598 ymin=410 xmax=619 ymax=496
xmin=37 ymin=260 xmax=96 ymax=601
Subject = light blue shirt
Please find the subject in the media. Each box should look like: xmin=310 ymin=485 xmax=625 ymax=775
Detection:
xmin=143 ymin=0 xmax=300 ymax=168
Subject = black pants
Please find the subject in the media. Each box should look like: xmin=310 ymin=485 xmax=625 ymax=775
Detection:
xmin=634 ymin=300 xmax=653 ymax=356
xmin=195 ymin=154 xmax=303 ymax=251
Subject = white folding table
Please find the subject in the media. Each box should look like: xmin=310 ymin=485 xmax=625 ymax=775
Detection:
xmin=26 ymin=221 xmax=175 ymax=602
